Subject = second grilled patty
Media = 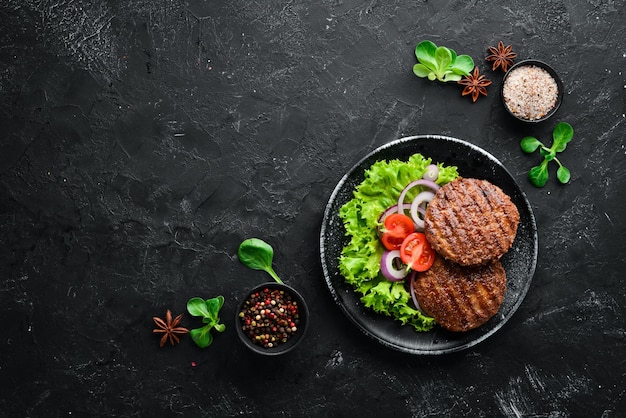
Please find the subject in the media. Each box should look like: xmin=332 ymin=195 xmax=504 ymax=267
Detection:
xmin=413 ymin=255 xmax=507 ymax=332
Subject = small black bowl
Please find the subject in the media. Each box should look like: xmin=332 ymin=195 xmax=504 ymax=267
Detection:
xmin=501 ymin=59 xmax=564 ymax=123
xmin=235 ymin=282 xmax=309 ymax=355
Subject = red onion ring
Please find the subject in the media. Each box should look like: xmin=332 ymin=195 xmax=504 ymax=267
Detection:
xmin=408 ymin=271 xmax=424 ymax=313
xmin=410 ymin=190 xmax=435 ymax=230
xmin=397 ymin=179 xmax=440 ymax=214
xmin=422 ymin=164 xmax=439 ymax=182
xmin=380 ymin=250 xmax=409 ymax=281
xmin=378 ymin=203 xmax=412 ymax=224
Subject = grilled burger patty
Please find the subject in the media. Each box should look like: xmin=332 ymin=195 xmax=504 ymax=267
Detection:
xmin=424 ymin=178 xmax=520 ymax=266
xmin=413 ymin=255 xmax=507 ymax=332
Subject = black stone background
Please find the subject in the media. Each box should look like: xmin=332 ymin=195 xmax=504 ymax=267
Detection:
xmin=1 ymin=0 xmax=625 ymax=416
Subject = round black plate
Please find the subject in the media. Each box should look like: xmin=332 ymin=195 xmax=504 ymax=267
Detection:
xmin=320 ymin=135 xmax=538 ymax=355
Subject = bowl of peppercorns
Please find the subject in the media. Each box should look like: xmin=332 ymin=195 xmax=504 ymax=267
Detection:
xmin=236 ymin=282 xmax=309 ymax=355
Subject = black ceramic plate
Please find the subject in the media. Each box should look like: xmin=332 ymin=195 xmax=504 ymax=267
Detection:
xmin=320 ymin=135 xmax=538 ymax=355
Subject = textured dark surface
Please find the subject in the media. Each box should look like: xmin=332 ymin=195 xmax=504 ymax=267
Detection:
xmin=1 ymin=0 xmax=625 ymax=416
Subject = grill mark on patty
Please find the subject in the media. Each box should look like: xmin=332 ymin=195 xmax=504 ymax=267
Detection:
xmin=473 ymin=280 xmax=495 ymax=320
xmin=441 ymin=191 xmax=468 ymax=257
xmin=479 ymin=184 xmax=518 ymax=251
xmin=455 ymin=267 xmax=488 ymax=328
xmin=444 ymin=274 xmax=465 ymax=324
xmin=475 ymin=184 xmax=508 ymax=255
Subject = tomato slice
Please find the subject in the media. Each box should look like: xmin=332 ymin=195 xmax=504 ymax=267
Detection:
xmin=400 ymin=232 xmax=435 ymax=272
xmin=383 ymin=213 xmax=414 ymax=238
xmin=381 ymin=233 xmax=405 ymax=250
xmin=380 ymin=213 xmax=415 ymax=250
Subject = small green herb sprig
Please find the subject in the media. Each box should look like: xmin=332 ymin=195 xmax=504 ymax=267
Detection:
xmin=237 ymin=238 xmax=283 ymax=283
xmin=186 ymin=295 xmax=226 ymax=348
xmin=520 ymin=121 xmax=573 ymax=187
xmin=413 ymin=40 xmax=474 ymax=82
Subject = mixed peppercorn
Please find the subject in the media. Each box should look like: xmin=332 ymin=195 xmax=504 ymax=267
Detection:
xmin=238 ymin=287 xmax=301 ymax=349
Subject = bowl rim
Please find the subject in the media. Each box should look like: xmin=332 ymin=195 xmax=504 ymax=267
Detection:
xmin=501 ymin=59 xmax=564 ymax=123
xmin=235 ymin=281 xmax=309 ymax=356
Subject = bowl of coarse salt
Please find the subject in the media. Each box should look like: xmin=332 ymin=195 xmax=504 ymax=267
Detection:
xmin=501 ymin=59 xmax=563 ymax=123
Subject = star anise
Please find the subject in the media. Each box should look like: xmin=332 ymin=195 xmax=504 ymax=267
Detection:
xmin=485 ymin=41 xmax=517 ymax=72
xmin=153 ymin=310 xmax=189 ymax=347
xmin=458 ymin=67 xmax=492 ymax=102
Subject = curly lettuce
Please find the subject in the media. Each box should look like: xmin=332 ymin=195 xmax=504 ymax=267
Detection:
xmin=338 ymin=153 xmax=459 ymax=331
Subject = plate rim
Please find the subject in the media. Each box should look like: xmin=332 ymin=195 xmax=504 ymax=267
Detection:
xmin=319 ymin=134 xmax=538 ymax=355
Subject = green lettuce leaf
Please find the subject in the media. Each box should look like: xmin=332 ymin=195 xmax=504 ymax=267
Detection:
xmin=338 ymin=153 xmax=458 ymax=332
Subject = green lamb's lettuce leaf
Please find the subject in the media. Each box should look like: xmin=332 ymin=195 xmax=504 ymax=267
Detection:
xmin=552 ymin=121 xmax=574 ymax=152
xmin=237 ymin=238 xmax=283 ymax=283
xmin=556 ymin=165 xmax=571 ymax=184
xmin=520 ymin=136 xmax=542 ymax=153
xmin=186 ymin=295 xmax=226 ymax=348
xmin=450 ymin=54 xmax=475 ymax=75
xmin=338 ymin=153 xmax=459 ymax=332
xmin=415 ymin=40 xmax=437 ymax=68
xmin=520 ymin=121 xmax=573 ymax=187
xmin=528 ymin=160 xmax=550 ymax=187
xmin=412 ymin=63 xmax=433 ymax=79
xmin=434 ymin=46 xmax=453 ymax=74
xmin=413 ymin=40 xmax=475 ymax=83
